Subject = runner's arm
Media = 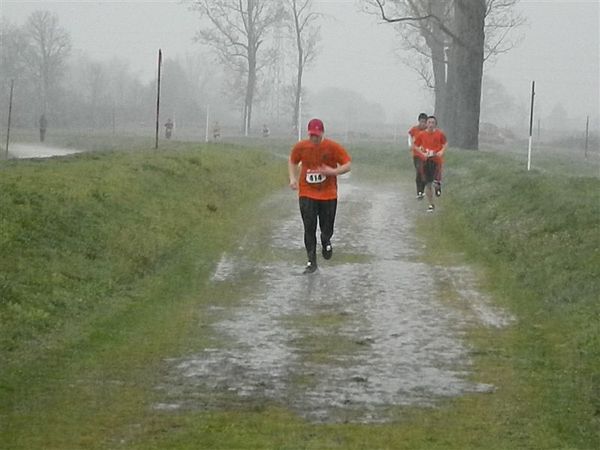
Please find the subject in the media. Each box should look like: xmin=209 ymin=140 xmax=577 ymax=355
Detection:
xmin=437 ymin=142 xmax=448 ymax=158
xmin=318 ymin=161 xmax=351 ymax=177
xmin=288 ymin=159 xmax=300 ymax=190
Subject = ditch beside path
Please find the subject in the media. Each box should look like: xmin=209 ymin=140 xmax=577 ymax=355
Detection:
xmin=156 ymin=177 xmax=514 ymax=424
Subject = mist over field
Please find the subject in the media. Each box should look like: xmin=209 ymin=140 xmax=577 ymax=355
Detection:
xmin=1 ymin=3 xmax=599 ymax=448
xmin=1 ymin=0 xmax=597 ymax=147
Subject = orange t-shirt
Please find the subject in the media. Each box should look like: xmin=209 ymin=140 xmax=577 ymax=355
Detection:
xmin=408 ymin=126 xmax=427 ymax=161
xmin=290 ymin=138 xmax=351 ymax=200
xmin=414 ymin=129 xmax=447 ymax=163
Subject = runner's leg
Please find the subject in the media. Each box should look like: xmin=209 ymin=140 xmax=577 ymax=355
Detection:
xmin=414 ymin=157 xmax=425 ymax=194
xmin=318 ymin=199 xmax=337 ymax=247
xmin=424 ymin=159 xmax=435 ymax=207
xmin=299 ymin=197 xmax=318 ymax=264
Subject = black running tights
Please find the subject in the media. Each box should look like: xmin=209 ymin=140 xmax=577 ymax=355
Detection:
xmin=299 ymin=197 xmax=337 ymax=263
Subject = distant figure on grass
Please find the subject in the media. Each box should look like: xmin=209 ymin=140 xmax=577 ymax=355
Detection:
xmin=39 ymin=114 xmax=47 ymax=142
xmin=288 ymin=118 xmax=352 ymax=274
xmin=213 ymin=121 xmax=221 ymax=141
xmin=262 ymin=124 xmax=270 ymax=138
xmin=164 ymin=118 xmax=174 ymax=139
xmin=413 ymin=115 xmax=447 ymax=212
xmin=408 ymin=112 xmax=428 ymax=200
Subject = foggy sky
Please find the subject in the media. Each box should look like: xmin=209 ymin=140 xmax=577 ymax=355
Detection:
xmin=1 ymin=0 xmax=598 ymax=129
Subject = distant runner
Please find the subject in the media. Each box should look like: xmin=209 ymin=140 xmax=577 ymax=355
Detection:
xmin=413 ymin=115 xmax=447 ymax=212
xmin=164 ymin=118 xmax=174 ymax=139
xmin=39 ymin=114 xmax=47 ymax=143
xmin=408 ymin=112 xmax=428 ymax=199
xmin=288 ymin=118 xmax=352 ymax=274
xmin=213 ymin=121 xmax=221 ymax=141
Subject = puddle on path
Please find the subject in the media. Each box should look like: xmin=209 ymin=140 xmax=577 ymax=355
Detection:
xmin=155 ymin=180 xmax=513 ymax=423
xmin=8 ymin=143 xmax=82 ymax=159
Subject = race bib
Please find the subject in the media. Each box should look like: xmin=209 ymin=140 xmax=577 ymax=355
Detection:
xmin=306 ymin=171 xmax=326 ymax=184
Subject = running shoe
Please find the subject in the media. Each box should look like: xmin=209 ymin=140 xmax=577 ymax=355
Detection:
xmin=427 ymin=204 xmax=435 ymax=212
xmin=322 ymin=243 xmax=333 ymax=260
xmin=303 ymin=261 xmax=318 ymax=274
xmin=417 ymin=192 xmax=424 ymax=200
xmin=434 ymin=181 xmax=442 ymax=197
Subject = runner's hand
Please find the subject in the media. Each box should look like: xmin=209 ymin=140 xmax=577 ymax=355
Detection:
xmin=317 ymin=165 xmax=337 ymax=176
xmin=289 ymin=179 xmax=298 ymax=190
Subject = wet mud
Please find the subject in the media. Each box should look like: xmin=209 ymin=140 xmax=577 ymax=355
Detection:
xmin=155 ymin=179 xmax=513 ymax=423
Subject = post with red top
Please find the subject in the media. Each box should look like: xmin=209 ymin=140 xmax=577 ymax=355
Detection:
xmin=527 ymin=80 xmax=535 ymax=171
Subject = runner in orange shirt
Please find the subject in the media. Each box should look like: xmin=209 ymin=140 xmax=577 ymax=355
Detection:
xmin=413 ymin=115 xmax=447 ymax=212
xmin=408 ymin=113 xmax=428 ymax=199
xmin=288 ymin=118 xmax=352 ymax=274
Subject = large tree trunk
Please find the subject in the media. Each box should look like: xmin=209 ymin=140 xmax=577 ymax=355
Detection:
xmin=293 ymin=64 xmax=303 ymax=135
xmin=245 ymin=56 xmax=256 ymax=136
xmin=426 ymin=0 xmax=448 ymax=127
xmin=444 ymin=43 xmax=458 ymax=143
xmin=429 ymin=38 xmax=446 ymax=125
xmin=293 ymin=32 xmax=303 ymax=135
xmin=451 ymin=0 xmax=485 ymax=149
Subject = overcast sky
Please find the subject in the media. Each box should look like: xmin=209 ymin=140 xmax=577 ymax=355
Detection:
xmin=1 ymin=0 xmax=598 ymax=128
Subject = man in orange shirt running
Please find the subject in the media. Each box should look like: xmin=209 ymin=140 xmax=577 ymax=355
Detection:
xmin=408 ymin=113 xmax=428 ymax=199
xmin=413 ymin=115 xmax=447 ymax=212
xmin=288 ymin=118 xmax=352 ymax=274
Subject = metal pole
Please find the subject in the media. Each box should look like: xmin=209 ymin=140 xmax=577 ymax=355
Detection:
xmin=527 ymin=80 xmax=535 ymax=171
xmin=155 ymin=49 xmax=162 ymax=149
xmin=5 ymin=79 xmax=14 ymax=159
xmin=585 ymin=115 xmax=589 ymax=158
xmin=205 ymin=104 xmax=210 ymax=143
xmin=297 ymin=93 xmax=302 ymax=141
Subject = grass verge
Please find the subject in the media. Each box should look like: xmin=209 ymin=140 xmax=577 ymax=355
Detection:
xmin=414 ymin=148 xmax=599 ymax=449
xmin=1 ymin=140 xmax=598 ymax=449
xmin=0 ymin=141 xmax=286 ymax=448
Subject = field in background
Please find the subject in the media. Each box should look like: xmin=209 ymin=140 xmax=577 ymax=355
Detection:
xmin=0 ymin=135 xmax=598 ymax=449
xmin=3 ymin=124 xmax=598 ymax=179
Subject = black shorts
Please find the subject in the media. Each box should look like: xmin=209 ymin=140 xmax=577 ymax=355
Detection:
xmin=423 ymin=159 xmax=441 ymax=183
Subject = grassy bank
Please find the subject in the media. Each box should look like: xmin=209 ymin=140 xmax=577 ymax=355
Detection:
xmin=0 ymin=142 xmax=285 ymax=448
xmin=415 ymin=149 xmax=599 ymax=449
xmin=1 ymin=139 xmax=598 ymax=449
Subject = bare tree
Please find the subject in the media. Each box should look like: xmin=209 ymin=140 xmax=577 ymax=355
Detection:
xmin=0 ymin=19 xmax=30 ymax=81
xmin=366 ymin=0 xmax=523 ymax=149
xmin=284 ymin=0 xmax=321 ymax=135
xmin=24 ymin=10 xmax=71 ymax=116
xmin=191 ymin=0 xmax=284 ymax=135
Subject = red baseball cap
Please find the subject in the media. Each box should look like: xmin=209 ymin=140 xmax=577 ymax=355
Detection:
xmin=307 ymin=118 xmax=324 ymax=137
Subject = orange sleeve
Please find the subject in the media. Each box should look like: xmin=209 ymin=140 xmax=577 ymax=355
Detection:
xmin=290 ymin=142 xmax=302 ymax=164
xmin=414 ymin=132 xmax=423 ymax=147
xmin=332 ymin=141 xmax=351 ymax=165
xmin=438 ymin=130 xmax=447 ymax=146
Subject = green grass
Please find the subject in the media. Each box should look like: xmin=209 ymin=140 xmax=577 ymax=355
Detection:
xmin=415 ymin=148 xmax=600 ymax=449
xmin=0 ymin=141 xmax=286 ymax=448
xmin=1 ymin=139 xmax=598 ymax=449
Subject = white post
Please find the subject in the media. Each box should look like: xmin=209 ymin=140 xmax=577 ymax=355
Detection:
xmin=527 ymin=135 xmax=533 ymax=171
xmin=527 ymin=81 xmax=535 ymax=171
xmin=205 ymin=104 xmax=210 ymax=143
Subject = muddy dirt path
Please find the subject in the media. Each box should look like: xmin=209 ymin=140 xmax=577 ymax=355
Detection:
xmin=155 ymin=177 xmax=513 ymax=423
